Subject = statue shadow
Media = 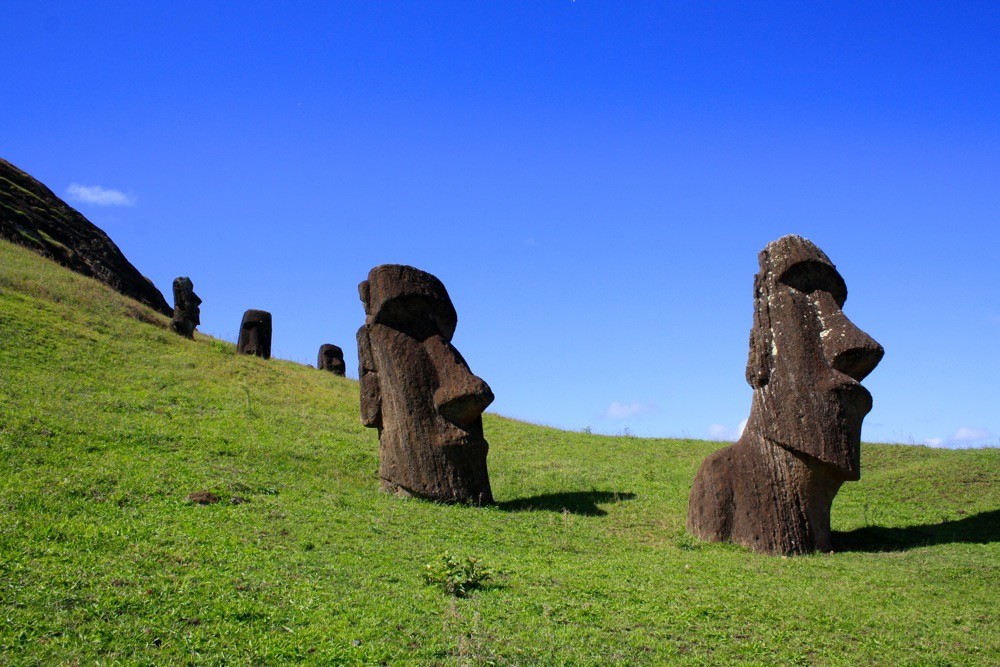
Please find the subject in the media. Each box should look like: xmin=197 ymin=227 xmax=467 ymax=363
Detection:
xmin=496 ymin=491 xmax=637 ymax=516
xmin=834 ymin=509 xmax=1000 ymax=552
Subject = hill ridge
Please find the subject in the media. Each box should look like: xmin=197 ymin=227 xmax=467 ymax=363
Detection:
xmin=0 ymin=157 xmax=170 ymax=315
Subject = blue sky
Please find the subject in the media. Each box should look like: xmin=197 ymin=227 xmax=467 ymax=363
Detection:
xmin=3 ymin=2 xmax=997 ymax=447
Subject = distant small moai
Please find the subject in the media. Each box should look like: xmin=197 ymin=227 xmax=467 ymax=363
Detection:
xmin=317 ymin=344 xmax=346 ymax=376
xmin=237 ymin=309 xmax=272 ymax=359
xmin=687 ymin=235 xmax=884 ymax=555
xmin=170 ymin=277 xmax=201 ymax=339
xmin=357 ymin=264 xmax=495 ymax=505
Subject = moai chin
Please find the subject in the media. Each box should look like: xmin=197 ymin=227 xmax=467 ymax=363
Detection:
xmin=317 ymin=344 xmax=346 ymax=376
xmin=357 ymin=264 xmax=494 ymax=505
xmin=237 ymin=309 xmax=272 ymax=359
xmin=170 ymin=277 xmax=201 ymax=339
xmin=687 ymin=235 xmax=884 ymax=555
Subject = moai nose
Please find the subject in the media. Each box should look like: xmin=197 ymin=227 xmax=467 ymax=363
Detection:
xmin=425 ymin=336 xmax=495 ymax=428
xmin=815 ymin=292 xmax=884 ymax=382
xmin=436 ymin=382 xmax=494 ymax=428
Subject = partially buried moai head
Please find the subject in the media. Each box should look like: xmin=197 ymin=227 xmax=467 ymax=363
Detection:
xmin=170 ymin=276 xmax=201 ymax=339
xmin=237 ymin=309 xmax=272 ymax=359
xmin=744 ymin=234 xmax=884 ymax=478
xmin=687 ymin=235 xmax=885 ymax=555
xmin=356 ymin=264 xmax=494 ymax=504
xmin=317 ymin=344 xmax=346 ymax=376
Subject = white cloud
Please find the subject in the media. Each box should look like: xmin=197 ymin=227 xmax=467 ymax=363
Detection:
xmin=603 ymin=401 xmax=655 ymax=420
xmin=66 ymin=183 xmax=135 ymax=206
xmin=925 ymin=427 xmax=997 ymax=449
xmin=949 ymin=427 xmax=992 ymax=442
xmin=707 ymin=424 xmax=730 ymax=439
xmin=707 ymin=419 xmax=747 ymax=441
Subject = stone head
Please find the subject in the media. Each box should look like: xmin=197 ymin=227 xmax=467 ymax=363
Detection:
xmin=172 ymin=276 xmax=201 ymax=326
xmin=317 ymin=343 xmax=346 ymax=376
xmin=357 ymin=264 xmax=494 ymax=502
xmin=238 ymin=309 xmax=272 ymax=359
xmin=744 ymin=235 xmax=883 ymax=479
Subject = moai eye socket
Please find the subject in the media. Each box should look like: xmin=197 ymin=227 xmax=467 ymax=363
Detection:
xmin=778 ymin=260 xmax=847 ymax=307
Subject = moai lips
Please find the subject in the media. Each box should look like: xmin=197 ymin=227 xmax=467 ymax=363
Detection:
xmin=688 ymin=235 xmax=884 ymax=555
xmin=357 ymin=265 xmax=494 ymax=505
xmin=170 ymin=277 xmax=201 ymax=339
xmin=317 ymin=344 xmax=346 ymax=376
xmin=237 ymin=309 xmax=272 ymax=359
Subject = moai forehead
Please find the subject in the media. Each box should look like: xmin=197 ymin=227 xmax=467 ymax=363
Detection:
xmin=757 ymin=234 xmax=847 ymax=307
xmin=319 ymin=343 xmax=344 ymax=359
xmin=359 ymin=265 xmax=458 ymax=341
xmin=242 ymin=309 xmax=271 ymax=327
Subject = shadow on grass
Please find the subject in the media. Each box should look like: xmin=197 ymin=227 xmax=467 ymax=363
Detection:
xmin=834 ymin=509 xmax=1000 ymax=552
xmin=496 ymin=491 xmax=637 ymax=516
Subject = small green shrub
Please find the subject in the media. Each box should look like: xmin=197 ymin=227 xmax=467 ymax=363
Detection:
xmin=422 ymin=552 xmax=493 ymax=598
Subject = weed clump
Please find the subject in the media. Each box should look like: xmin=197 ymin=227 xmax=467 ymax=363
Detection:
xmin=422 ymin=552 xmax=493 ymax=598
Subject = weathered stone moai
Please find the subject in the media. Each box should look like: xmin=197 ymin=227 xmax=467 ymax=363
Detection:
xmin=687 ymin=235 xmax=884 ymax=555
xmin=237 ymin=309 xmax=272 ymax=359
xmin=317 ymin=344 xmax=346 ymax=376
xmin=170 ymin=277 xmax=202 ymax=339
xmin=357 ymin=265 xmax=494 ymax=504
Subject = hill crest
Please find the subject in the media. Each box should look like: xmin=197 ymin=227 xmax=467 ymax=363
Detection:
xmin=0 ymin=157 xmax=170 ymax=315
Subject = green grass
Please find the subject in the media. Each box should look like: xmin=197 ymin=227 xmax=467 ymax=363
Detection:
xmin=0 ymin=238 xmax=997 ymax=665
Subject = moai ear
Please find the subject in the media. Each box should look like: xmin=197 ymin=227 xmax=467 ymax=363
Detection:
xmin=356 ymin=325 xmax=382 ymax=428
xmin=745 ymin=274 xmax=773 ymax=388
xmin=359 ymin=280 xmax=372 ymax=319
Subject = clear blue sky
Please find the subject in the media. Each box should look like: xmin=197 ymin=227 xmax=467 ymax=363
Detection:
xmin=4 ymin=2 xmax=997 ymax=447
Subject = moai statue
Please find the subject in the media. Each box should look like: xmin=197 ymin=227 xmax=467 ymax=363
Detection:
xmin=357 ymin=264 xmax=494 ymax=504
xmin=687 ymin=235 xmax=884 ymax=555
xmin=317 ymin=344 xmax=346 ymax=376
xmin=237 ymin=309 xmax=272 ymax=359
xmin=170 ymin=277 xmax=201 ymax=339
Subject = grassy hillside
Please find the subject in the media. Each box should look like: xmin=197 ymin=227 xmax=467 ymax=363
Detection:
xmin=1 ymin=238 xmax=997 ymax=666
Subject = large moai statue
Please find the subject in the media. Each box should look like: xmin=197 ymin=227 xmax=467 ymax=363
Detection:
xmin=170 ymin=277 xmax=201 ymax=339
xmin=357 ymin=264 xmax=494 ymax=505
xmin=317 ymin=344 xmax=346 ymax=376
xmin=687 ymin=235 xmax=884 ymax=555
xmin=237 ymin=309 xmax=272 ymax=359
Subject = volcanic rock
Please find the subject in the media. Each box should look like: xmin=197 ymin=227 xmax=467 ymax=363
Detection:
xmin=0 ymin=157 xmax=170 ymax=315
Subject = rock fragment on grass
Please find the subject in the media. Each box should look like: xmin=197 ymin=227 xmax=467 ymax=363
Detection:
xmin=186 ymin=491 xmax=220 ymax=505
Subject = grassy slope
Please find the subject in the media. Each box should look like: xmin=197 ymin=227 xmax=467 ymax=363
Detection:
xmin=0 ymin=238 xmax=997 ymax=666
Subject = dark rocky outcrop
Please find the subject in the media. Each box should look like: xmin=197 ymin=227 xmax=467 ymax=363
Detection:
xmin=237 ymin=309 xmax=272 ymax=359
xmin=0 ymin=157 xmax=170 ymax=315
xmin=170 ymin=277 xmax=202 ymax=339
xmin=687 ymin=235 xmax=884 ymax=555
xmin=357 ymin=265 xmax=494 ymax=505
xmin=317 ymin=344 xmax=346 ymax=376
